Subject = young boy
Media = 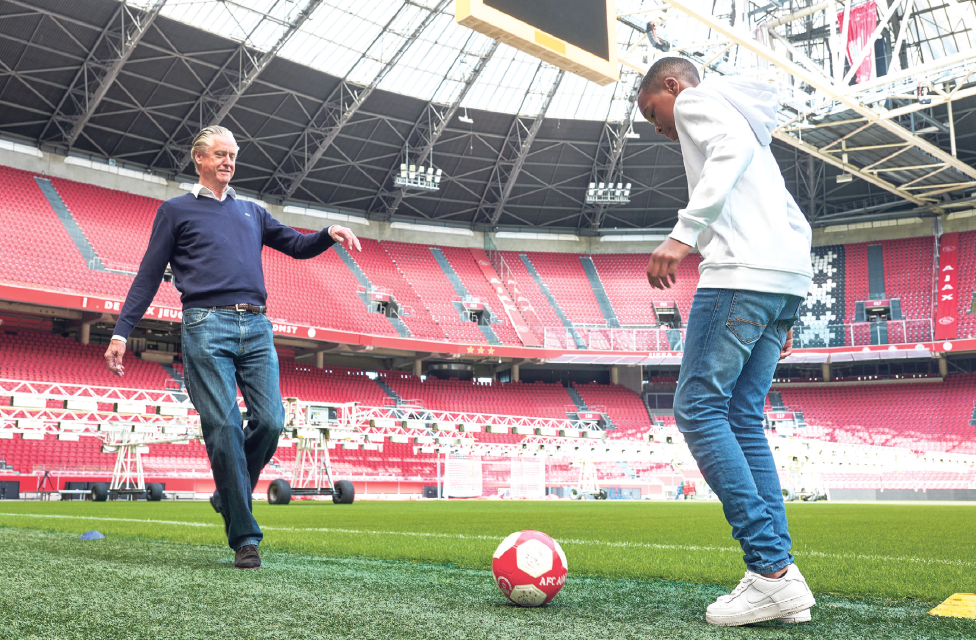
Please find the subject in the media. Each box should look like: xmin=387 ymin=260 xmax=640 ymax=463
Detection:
xmin=637 ymin=57 xmax=816 ymax=626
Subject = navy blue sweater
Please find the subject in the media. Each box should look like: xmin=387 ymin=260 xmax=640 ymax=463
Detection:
xmin=113 ymin=193 xmax=335 ymax=339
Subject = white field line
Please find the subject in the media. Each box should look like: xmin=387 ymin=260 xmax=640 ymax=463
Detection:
xmin=1 ymin=512 xmax=973 ymax=568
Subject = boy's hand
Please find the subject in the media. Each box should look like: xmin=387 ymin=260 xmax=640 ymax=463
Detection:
xmin=779 ymin=328 xmax=794 ymax=360
xmin=647 ymin=238 xmax=693 ymax=290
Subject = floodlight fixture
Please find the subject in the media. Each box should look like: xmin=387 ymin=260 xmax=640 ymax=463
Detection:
xmin=585 ymin=178 xmax=631 ymax=204
xmin=394 ymin=142 xmax=441 ymax=192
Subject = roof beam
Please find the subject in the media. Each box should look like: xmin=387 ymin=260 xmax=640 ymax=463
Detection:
xmin=369 ymin=36 xmax=499 ymax=218
xmin=474 ymin=63 xmax=566 ymax=227
xmin=38 ymin=0 xmax=167 ymax=150
xmin=263 ymin=0 xmax=450 ymax=202
xmin=658 ymin=0 xmax=976 ymax=207
xmin=579 ymin=72 xmax=642 ymax=230
xmin=147 ymin=0 xmax=323 ymax=176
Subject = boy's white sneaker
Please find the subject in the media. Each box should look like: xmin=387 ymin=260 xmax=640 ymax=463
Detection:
xmin=705 ymin=564 xmax=815 ymax=627
xmin=778 ymin=609 xmax=812 ymax=623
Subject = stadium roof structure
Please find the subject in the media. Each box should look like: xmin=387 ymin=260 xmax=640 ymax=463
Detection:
xmin=0 ymin=0 xmax=974 ymax=233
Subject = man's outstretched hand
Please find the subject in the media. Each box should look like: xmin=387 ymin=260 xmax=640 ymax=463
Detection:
xmin=329 ymin=225 xmax=362 ymax=252
xmin=104 ymin=339 xmax=126 ymax=377
xmin=647 ymin=237 xmax=693 ymax=290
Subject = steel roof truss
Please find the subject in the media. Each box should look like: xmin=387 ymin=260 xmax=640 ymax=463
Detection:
xmin=474 ymin=63 xmax=566 ymax=226
xmin=263 ymin=0 xmax=450 ymax=202
xmin=39 ymin=0 xmax=167 ymax=150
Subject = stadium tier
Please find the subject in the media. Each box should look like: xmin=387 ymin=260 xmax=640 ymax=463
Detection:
xmin=955 ymin=231 xmax=976 ymax=339
xmin=0 ymin=166 xmax=179 ymax=306
xmin=573 ymin=382 xmax=653 ymax=438
xmin=378 ymin=241 xmax=490 ymax=344
xmin=0 ymin=331 xmax=171 ymax=390
xmin=436 ymin=245 xmax=524 ymax=345
xmin=263 ymin=239 xmax=400 ymax=337
xmin=777 ymin=374 xmax=976 ymax=454
xmin=0 ymin=164 xmax=963 ymax=350
xmin=48 ymin=177 xmax=160 ymax=274
xmin=347 ymin=237 xmax=448 ymax=341
xmin=517 ymin=251 xmax=606 ymax=326
xmin=380 ymin=374 xmax=574 ymax=424
xmin=590 ymin=252 xmax=702 ymax=327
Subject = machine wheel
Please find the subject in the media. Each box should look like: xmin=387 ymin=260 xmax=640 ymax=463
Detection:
xmin=568 ymin=487 xmax=581 ymax=500
xmin=268 ymin=479 xmax=291 ymax=505
xmin=332 ymin=480 xmax=355 ymax=505
xmin=597 ymin=489 xmax=608 ymax=500
xmin=782 ymin=488 xmax=797 ymax=502
xmin=146 ymin=483 xmax=163 ymax=501
xmin=91 ymin=483 xmax=109 ymax=502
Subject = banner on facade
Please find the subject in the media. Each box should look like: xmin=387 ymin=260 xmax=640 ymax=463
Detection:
xmin=935 ymin=233 xmax=959 ymax=340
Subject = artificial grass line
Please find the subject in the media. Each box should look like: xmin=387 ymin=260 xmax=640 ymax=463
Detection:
xmin=4 ymin=510 xmax=975 ymax=569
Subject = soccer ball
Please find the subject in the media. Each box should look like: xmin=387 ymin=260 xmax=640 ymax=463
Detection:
xmin=491 ymin=530 xmax=568 ymax=607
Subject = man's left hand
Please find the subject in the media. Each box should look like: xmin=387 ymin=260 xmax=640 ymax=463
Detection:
xmin=329 ymin=225 xmax=362 ymax=252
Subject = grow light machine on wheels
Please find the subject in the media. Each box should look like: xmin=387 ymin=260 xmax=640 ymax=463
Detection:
xmin=265 ymin=400 xmax=357 ymax=506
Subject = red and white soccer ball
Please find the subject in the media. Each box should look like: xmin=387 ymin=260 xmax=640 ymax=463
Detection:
xmin=492 ymin=530 xmax=568 ymax=607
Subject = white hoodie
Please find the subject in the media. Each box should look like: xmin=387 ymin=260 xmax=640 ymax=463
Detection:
xmin=669 ymin=76 xmax=813 ymax=298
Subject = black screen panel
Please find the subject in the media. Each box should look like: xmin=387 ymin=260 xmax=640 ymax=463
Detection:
xmin=485 ymin=0 xmax=610 ymax=60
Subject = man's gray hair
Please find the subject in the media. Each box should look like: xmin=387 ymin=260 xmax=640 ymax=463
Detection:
xmin=190 ymin=126 xmax=239 ymax=174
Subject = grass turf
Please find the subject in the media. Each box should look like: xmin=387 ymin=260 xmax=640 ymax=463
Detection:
xmin=2 ymin=500 xmax=975 ymax=599
xmin=2 ymin=525 xmax=975 ymax=640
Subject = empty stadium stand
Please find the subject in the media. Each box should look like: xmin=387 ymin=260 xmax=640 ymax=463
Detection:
xmin=955 ymin=230 xmax=976 ymax=339
xmin=263 ymin=236 xmax=399 ymax=337
xmin=518 ymin=251 xmax=606 ymax=326
xmin=49 ymin=178 xmax=160 ymax=274
xmin=0 ymin=164 xmax=962 ymax=353
xmin=590 ymin=252 xmax=702 ymax=328
xmin=437 ymin=246 xmax=524 ymax=345
xmin=573 ymin=382 xmax=653 ymax=438
xmin=380 ymin=375 xmax=573 ymax=421
xmin=0 ymin=166 xmax=179 ymax=305
xmin=379 ymin=241 xmax=488 ymax=344
xmin=777 ymin=374 xmax=976 ymax=454
xmin=346 ymin=238 xmax=446 ymax=341
xmin=0 ymin=331 xmax=171 ymax=390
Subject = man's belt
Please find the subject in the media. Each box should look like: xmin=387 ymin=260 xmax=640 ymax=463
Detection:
xmin=216 ymin=304 xmax=267 ymax=314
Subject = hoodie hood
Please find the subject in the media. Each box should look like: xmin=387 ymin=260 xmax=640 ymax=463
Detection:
xmin=695 ymin=76 xmax=778 ymax=147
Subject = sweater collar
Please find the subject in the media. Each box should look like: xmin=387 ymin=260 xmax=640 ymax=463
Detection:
xmin=191 ymin=183 xmax=236 ymax=202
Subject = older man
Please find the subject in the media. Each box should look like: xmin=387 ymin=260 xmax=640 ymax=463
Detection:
xmin=104 ymin=126 xmax=360 ymax=569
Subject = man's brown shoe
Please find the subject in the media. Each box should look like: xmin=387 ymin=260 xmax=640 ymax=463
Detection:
xmin=234 ymin=545 xmax=261 ymax=570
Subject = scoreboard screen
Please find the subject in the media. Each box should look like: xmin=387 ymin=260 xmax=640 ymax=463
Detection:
xmin=456 ymin=0 xmax=618 ymax=86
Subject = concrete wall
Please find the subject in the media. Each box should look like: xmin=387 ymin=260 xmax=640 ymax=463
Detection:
xmin=5 ymin=145 xmax=975 ymax=254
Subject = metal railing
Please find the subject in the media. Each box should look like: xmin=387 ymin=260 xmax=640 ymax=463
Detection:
xmin=793 ymin=319 xmax=934 ymax=349
xmin=543 ymin=327 xmax=686 ymax=351
xmin=540 ymin=319 xmax=935 ymax=352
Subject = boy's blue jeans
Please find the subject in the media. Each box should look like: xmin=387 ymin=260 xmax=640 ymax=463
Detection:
xmin=674 ymin=288 xmax=802 ymax=574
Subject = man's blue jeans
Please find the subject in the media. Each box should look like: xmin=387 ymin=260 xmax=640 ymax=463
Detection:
xmin=181 ymin=308 xmax=285 ymax=550
xmin=674 ymin=288 xmax=802 ymax=574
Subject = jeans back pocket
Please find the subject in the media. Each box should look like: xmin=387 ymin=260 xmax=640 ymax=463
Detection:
xmin=725 ymin=292 xmax=768 ymax=345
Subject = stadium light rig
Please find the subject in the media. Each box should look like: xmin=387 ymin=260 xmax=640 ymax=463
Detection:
xmin=586 ymin=181 xmax=631 ymax=204
xmin=394 ymin=142 xmax=442 ymax=192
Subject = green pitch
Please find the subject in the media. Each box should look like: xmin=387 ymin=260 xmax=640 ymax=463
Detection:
xmin=1 ymin=500 xmax=974 ymax=639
